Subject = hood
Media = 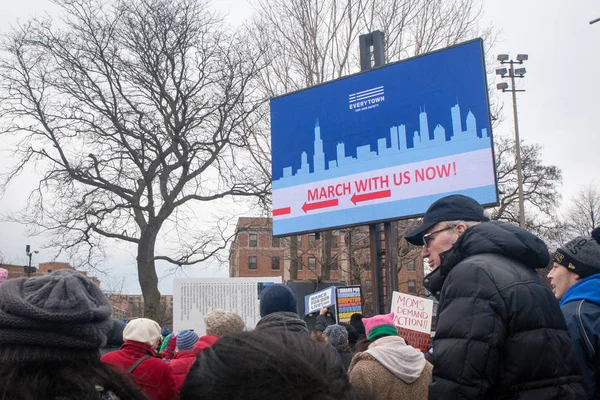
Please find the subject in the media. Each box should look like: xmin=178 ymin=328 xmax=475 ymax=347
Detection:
xmin=366 ymin=336 xmax=426 ymax=384
xmin=560 ymin=274 xmax=600 ymax=307
xmin=193 ymin=335 xmax=219 ymax=355
xmin=424 ymin=221 xmax=549 ymax=296
xmin=254 ymin=311 xmax=308 ymax=334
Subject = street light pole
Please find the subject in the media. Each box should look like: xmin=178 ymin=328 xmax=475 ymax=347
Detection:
xmin=496 ymin=54 xmax=528 ymax=228
xmin=509 ymin=62 xmax=526 ymax=229
xmin=25 ymin=245 xmax=38 ymax=278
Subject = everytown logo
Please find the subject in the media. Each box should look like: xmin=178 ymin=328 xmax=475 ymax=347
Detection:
xmin=349 ymin=86 xmax=385 ymax=112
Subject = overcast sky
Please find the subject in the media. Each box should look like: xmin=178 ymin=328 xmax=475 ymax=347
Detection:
xmin=0 ymin=0 xmax=598 ymax=294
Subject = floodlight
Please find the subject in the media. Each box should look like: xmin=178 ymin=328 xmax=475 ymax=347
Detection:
xmin=497 ymin=82 xmax=509 ymax=90
xmin=496 ymin=68 xmax=507 ymax=76
xmin=514 ymin=68 xmax=526 ymax=76
xmin=497 ymin=54 xmax=509 ymax=61
xmin=516 ymin=54 xmax=528 ymax=61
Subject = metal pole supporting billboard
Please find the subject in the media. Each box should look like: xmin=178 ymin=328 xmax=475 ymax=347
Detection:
xmin=360 ymin=30 xmax=397 ymax=314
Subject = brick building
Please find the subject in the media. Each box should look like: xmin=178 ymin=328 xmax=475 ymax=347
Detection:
xmin=0 ymin=261 xmax=101 ymax=287
xmin=105 ymin=293 xmax=174 ymax=327
xmin=228 ymin=217 xmax=426 ymax=312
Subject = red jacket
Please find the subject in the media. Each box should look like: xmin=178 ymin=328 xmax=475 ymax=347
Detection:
xmin=102 ymin=340 xmax=178 ymax=400
xmin=193 ymin=335 xmax=219 ymax=355
xmin=170 ymin=350 xmax=197 ymax=392
xmin=160 ymin=334 xmax=177 ymax=360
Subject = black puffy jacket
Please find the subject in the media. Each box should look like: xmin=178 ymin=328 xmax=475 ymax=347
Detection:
xmin=424 ymin=221 xmax=585 ymax=400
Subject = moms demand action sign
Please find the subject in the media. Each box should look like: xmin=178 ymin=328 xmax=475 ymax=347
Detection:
xmin=270 ymin=38 xmax=497 ymax=236
xmin=391 ymin=291 xmax=434 ymax=334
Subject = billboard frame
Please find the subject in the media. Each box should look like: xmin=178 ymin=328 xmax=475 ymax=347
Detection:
xmin=270 ymin=37 xmax=499 ymax=238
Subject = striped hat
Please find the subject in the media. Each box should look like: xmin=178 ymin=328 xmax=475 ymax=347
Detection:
xmin=176 ymin=330 xmax=199 ymax=351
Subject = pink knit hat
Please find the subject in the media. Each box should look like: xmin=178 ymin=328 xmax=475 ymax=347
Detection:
xmin=361 ymin=312 xmax=397 ymax=341
xmin=0 ymin=268 xmax=8 ymax=284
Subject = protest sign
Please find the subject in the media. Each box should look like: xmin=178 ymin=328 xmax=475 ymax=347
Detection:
xmin=305 ymin=286 xmax=336 ymax=315
xmin=391 ymin=291 xmax=434 ymax=352
xmin=173 ymin=277 xmax=282 ymax=334
xmin=335 ymin=286 xmax=362 ymax=323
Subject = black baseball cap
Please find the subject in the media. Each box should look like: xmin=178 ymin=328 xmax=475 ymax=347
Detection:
xmin=404 ymin=194 xmax=489 ymax=246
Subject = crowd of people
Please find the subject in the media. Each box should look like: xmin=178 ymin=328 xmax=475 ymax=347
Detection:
xmin=0 ymin=194 xmax=598 ymax=399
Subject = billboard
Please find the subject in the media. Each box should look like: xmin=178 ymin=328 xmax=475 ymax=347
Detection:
xmin=271 ymin=38 xmax=497 ymax=236
xmin=173 ymin=277 xmax=282 ymax=335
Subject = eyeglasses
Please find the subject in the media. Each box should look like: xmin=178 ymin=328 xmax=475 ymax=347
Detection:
xmin=422 ymin=226 xmax=454 ymax=248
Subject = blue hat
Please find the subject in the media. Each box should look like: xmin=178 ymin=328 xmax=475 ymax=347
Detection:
xmin=161 ymin=327 xmax=170 ymax=337
xmin=176 ymin=330 xmax=199 ymax=351
xmin=259 ymin=284 xmax=298 ymax=317
xmin=405 ymin=194 xmax=488 ymax=246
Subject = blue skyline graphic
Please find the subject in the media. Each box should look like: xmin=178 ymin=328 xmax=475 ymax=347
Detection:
xmin=278 ymin=101 xmax=489 ymax=184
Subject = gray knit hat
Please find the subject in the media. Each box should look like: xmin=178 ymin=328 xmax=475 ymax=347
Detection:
xmin=552 ymin=228 xmax=600 ymax=279
xmin=0 ymin=269 xmax=113 ymax=361
xmin=204 ymin=309 xmax=245 ymax=337
xmin=323 ymin=324 xmax=348 ymax=348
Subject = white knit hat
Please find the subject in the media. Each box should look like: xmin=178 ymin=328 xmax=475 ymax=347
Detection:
xmin=123 ymin=318 xmax=161 ymax=347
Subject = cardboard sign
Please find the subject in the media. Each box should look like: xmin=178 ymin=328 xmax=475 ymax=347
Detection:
xmin=390 ymin=291 xmax=433 ymax=334
xmin=335 ymin=286 xmax=362 ymax=323
xmin=390 ymin=291 xmax=434 ymax=352
xmin=305 ymin=287 xmax=336 ymax=314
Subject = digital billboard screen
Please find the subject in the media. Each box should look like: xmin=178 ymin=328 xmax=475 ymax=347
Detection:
xmin=271 ymin=38 xmax=498 ymax=236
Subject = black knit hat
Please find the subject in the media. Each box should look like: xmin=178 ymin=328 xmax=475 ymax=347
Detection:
xmin=552 ymin=228 xmax=600 ymax=279
xmin=0 ymin=269 xmax=113 ymax=362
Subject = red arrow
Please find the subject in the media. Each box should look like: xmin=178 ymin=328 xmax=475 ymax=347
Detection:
xmin=302 ymin=199 xmax=339 ymax=213
xmin=272 ymin=207 xmax=291 ymax=217
xmin=351 ymin=189 xmax=392 ymax=205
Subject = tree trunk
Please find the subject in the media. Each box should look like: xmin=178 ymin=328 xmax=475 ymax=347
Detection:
xmin=289 ymin=235 xmax=298 ymax=280
xmin=137 ymin=226 xmax=161 ymax=322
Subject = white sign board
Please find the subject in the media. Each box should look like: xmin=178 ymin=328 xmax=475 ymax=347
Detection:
xmin=390 ymin=291 xmax=434 ymax=334
xmin=173 ymin=277 xmax=282 ymax=335
xmin=304 ymin=286 xmax=336 ymax=315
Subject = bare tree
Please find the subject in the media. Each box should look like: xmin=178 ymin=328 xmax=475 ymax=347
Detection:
xmin=0 ymin=0 xmax=269 ymax=320
xmin=564 ymin=184 xmax=600 ymax=237
xmin=489 ymin=135 xmax=562 ymax=238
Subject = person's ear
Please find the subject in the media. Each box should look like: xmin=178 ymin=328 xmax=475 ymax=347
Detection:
xmin=455 ymin=223 xmax=468 ymax=237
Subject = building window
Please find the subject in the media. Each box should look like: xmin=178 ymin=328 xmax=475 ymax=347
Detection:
xmin=308 ymin=233 xmax=316 ymax=246
xmin=408 ymin=280 xmax=417 ymax=293
xmin=271 ymin=257 xmax=280 ymax=270
xmin=297 ymin=259 xmax=303 ymax=271
xmin=271 ymin=236 xmax=280 ymax=248
xmin=332 ymin=235 xmax=338 ymax=248
xmin=248 ymin=256 xmax=257 ymax=270
xmin=330 ymin=258 xmax=338 ymax=270
xmin=365 ymin=279 xmax=372 ymax=290
xmin=248 ymin=233 xmax=258 ymax=248
xmin=308 ymin=257 xmax=316 ymax=271
xmin=407 ymin=259 xmax=415 ymax=271
xmin=297 ymin=236 xmax=303 ymax=247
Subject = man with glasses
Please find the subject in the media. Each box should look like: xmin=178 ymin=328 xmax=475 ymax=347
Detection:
xmin=404 ymin=194 xmax=584 ymax=400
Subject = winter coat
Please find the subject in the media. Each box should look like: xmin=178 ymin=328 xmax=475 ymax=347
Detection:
xmin=336 ymin=344 xmax=354 ymax=372
xmin=255 ymin=311 xmax=309 ymax=333
xmin=160 ymin=333 xmax=177 ymax=360
xmin=424 ymin=221 xmax=585 ymax=400
xmin=170 ymin=349 xmax=197 ymax=393
xmin=313 ymin=314 xmax=329 ymax=332
xmin=560 ymin=274 xmax=600 ymax=399
xmin=193 ymin=335 xmax=219 ymax=356
xmin=101 ymin=340 xmax=178 ymax=400
xmin=348 ymin=336 xmax=432 ymax=400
